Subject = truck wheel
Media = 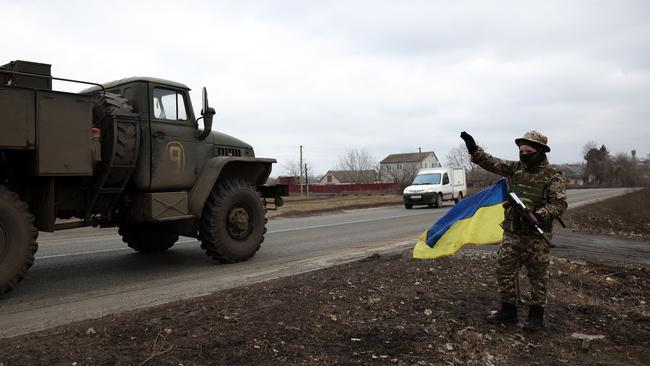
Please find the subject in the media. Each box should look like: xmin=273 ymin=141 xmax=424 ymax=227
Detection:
xmin=200 ymin=180 xmax=266 ymax=263
xmin=0 ymin=186 xmax=38 ymax=295
xmin=454 ymin=191 xmax=464 ymax=204
xmin=434 ymin=193 xmax=443 ymax=208
xmin=404 ymin=204 xmax=413 ymax=209
xmin=119 ymin=223 xmax=179 ymax=253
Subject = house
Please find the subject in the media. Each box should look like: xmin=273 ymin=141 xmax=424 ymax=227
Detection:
xmin=379 ymin=151 xmax=440 ymax=183
xmin=319 ymin=170 xmax=378 ymax=184
xmin=553 ymin=164 xmax=585 ymax=185
xmin=277 ymin=176 xmax=300 ymax=185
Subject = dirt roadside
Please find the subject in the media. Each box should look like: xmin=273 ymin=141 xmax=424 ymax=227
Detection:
xmin=1 ymin=189 xmax=649 ymax=366
xmin=266 ymin=195 xmax=404 ymax=218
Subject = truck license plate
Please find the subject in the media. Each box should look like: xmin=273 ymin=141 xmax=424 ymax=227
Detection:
xmin=410 ymin=195 xmax=421 ymax=199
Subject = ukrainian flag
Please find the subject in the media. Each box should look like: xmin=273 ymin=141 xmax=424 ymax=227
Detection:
xmin=413 ymin=179 xmax=508 ymax=259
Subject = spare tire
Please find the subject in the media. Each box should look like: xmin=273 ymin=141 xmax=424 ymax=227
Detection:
xmin=92 ymin=92 xmax=133 ymax=124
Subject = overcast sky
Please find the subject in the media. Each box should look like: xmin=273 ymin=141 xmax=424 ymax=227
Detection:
xmin=4 ymin=0 xmax=649 ymax=176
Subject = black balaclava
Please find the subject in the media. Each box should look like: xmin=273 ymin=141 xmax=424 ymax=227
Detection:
xmin=520 ymin=150 xmax=546 ymax=169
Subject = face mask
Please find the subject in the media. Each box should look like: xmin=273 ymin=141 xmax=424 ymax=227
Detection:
xmin=520 ymin=151 xmax=545 ymax=167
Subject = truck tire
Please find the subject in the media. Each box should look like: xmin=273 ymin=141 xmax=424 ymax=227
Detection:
xmin=434 ymin=193 xmax=443 ymax=208
xmin=454 ymin=191 xmax=464 ymax=204
xmin=200 ymin=180 xmax=266 ymax=263
xmin=119 ymin=223 xmax=179 ymax=253
xmin=92 ymin=92 xmax=133 ymax=123
xmin=0 ymin=186 xmax=38 ymax=295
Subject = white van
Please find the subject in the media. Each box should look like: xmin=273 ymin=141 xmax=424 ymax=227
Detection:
xmin=402 ymin=167 xmax=467 ymax=209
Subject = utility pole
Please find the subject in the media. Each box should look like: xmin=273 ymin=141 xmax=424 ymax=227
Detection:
xmin=305 ymin=163 xmax=310 ymax=196
xmin=299 ymin=145 xmax=304 ymax=196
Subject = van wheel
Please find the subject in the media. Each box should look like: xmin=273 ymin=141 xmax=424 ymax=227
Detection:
xmin=200 ymin=180 xmax=266 ymax=263
xmin=404 ymin=204 xmax=413 ymax=209
xmin=454 ymin=191 xmax=464 ymax=203
xmin=0 ymin=186 xmax=39 ymax=295
xmin=434 ymin=193 xmax=443 ymax=208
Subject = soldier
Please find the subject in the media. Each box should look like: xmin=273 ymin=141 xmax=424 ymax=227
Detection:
xmin=460 ymin=131 xmax=567 ymax=331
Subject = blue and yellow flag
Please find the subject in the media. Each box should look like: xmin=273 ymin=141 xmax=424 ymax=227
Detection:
xmin=413 ymin=179 xmax=508 ymax=259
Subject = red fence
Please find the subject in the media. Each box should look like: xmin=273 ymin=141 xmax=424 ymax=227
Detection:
xmin=287 ymin=183 xmax=401 ymax=195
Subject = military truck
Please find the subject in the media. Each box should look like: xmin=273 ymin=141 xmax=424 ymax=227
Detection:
xmin=0 ymin=60 xmax=287 ymax=295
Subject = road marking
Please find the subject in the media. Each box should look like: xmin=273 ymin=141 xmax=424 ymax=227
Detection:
xmin=267 ymin=209 xmax=448 ymax=234
xmin=35 ymin=210 xmax=444 ymax=260
xmin=36 ymin=247 xmax=130 ymax=259
xmin=36 ymin=240 xmax=196 ymax=259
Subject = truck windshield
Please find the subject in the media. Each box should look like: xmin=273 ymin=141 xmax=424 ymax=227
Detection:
xmin=412 ymin=173 xmax=441 ymax=185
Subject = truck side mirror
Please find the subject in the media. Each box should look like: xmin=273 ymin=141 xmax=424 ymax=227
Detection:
xmin=197 ymin=87 xmax=215 ymax=140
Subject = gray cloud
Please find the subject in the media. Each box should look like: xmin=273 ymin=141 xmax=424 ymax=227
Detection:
xmin=3 ymin=0 xmax=649 ymax=174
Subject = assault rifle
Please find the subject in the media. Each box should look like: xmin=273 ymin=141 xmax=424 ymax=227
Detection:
xmin=505 ymin=192 xmax=554 ymax=248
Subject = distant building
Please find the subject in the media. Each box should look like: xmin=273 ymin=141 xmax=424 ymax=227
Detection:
xmin=320 ymin=170 xmax=378 ymax=184
xmin=277 ymin=176 xmax=300 ymax=185
xmin=552 ymin=164 xmax=585 ymax=185
xmin=379 ymin=151 xmax=440 ymax=183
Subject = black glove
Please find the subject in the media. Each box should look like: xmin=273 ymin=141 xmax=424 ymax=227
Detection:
xmin=460 ymin=131 xmax=478 ymax=154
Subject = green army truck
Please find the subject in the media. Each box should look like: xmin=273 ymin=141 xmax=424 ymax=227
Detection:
xmin=0 ymin=60 xmax=287 ymax=295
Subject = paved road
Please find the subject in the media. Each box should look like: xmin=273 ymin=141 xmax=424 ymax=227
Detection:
xmin=0 ymin=188 xmax=641 ymax=337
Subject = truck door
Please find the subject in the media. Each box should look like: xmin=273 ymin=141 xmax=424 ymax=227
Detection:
xmin=149 ymin=86 xmax=198 ymax=191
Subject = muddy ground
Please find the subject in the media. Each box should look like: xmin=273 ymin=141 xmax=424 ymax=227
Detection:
xmin=564 ymin=187 xmax=650 ymax=240
xmin=1 ymin=189 xmax=649 ymax=366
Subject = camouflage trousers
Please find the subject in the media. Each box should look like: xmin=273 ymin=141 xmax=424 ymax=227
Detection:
xmin=496 ymin=231 xmax=550 ymax=306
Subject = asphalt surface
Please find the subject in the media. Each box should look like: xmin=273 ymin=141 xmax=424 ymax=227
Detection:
xmin=0 ymin=188 xmax=644 ymax=337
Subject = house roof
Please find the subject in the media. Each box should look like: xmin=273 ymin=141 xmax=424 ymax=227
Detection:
xmin=323 ymin=170 xmax=376 ymax=183
xmin=552 ymin=164 xmax=584 ymax=178
xmin=380 ymin=152 xmax=438 ymax=164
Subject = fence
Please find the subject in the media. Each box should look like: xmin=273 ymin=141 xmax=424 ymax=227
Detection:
xmin=287 ymin=183 xmax=401 ymax=196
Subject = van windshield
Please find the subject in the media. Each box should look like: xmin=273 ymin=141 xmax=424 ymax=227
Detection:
xmin=412 ymin=173 xmax=441 ymax=185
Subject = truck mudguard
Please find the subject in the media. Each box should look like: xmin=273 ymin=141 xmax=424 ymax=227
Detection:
xmin=188 ymin=157 xmax=276 ymax=217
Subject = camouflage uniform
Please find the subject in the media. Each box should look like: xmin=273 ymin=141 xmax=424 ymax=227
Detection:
xmin=471 ymin=137 xmax=567 ymax=306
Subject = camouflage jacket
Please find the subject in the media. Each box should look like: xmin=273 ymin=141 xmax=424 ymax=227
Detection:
xmin=471 ymin=147 xmax=567 ymax=233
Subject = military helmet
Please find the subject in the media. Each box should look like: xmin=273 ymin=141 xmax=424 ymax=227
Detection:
xmin=515 ymin=130 xmax=551 ymax=152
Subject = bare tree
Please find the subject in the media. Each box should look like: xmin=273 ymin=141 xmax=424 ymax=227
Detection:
xmin=336 ymin=148 xmax=378 ymax=183
xmin=445 ymin=144 xmax=480 ymax=185
xmin=610 ymin=152 xmax=643 ymax=187
xmin=445 ymin=144 xmax=477 ymax=171
xmin=381 ymin=163 xmax=420 ymax=188
xmin=282 ymin=160 xmax=301 ymax=177
xmin=582 ymin=141 xmax=598 ymax=160
xmin=282 ymin=160 xmax=315 ymax=179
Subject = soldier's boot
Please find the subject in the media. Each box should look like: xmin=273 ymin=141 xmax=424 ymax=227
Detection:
xmin=523 ymin=305 xmax=544 ymax=331
xmin=486 ymin=302 xmax=518 ymax=324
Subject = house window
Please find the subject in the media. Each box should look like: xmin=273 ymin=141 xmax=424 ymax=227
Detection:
xmin=327 ymin=175 xmax=332 ymax=183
